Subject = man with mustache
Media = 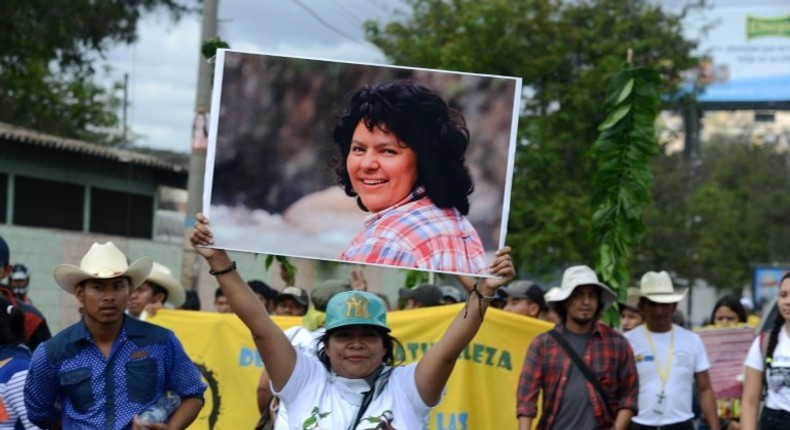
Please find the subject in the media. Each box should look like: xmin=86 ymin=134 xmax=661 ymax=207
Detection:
xmin=516 ymin=265 xmax=639 ymax=430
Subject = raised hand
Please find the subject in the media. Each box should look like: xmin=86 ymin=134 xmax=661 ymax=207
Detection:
xmin=190 ymin=213 xmax=221 ymax=260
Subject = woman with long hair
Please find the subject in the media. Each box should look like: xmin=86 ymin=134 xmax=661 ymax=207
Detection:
xmin=741 ymin=272 xmax=790 ymax=430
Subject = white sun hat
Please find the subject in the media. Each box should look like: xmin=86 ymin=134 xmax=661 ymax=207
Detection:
xmin=547 ymin=265 xmax=617 ymax=310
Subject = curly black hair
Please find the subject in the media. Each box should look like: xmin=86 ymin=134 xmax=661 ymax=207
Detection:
xmin=332 ymin=80 xmax=474 ymax=215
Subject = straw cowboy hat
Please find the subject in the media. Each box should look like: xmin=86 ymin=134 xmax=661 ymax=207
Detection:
xmin=546 ymin=265 xmax=617 ymax=310
xmin=619 ymin=287 xmax=643 ymax=311
xmin=147 ymin=262 xmax=186 ymax=307
xmin=638 ymin=270 xmax=687 ymax=304
xmin=53 ymin=242 xmax=152 ymax=294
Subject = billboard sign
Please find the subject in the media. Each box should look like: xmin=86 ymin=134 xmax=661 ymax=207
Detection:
xmin=685 ymin=2 xmax=790 ymax=105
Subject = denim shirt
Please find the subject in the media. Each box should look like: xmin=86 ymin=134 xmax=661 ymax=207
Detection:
xmin=24 ymin=316 xmax=206 ymax=429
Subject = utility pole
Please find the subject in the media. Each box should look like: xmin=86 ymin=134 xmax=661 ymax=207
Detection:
xmin=182 ymin=0 xmax=218 ymax=293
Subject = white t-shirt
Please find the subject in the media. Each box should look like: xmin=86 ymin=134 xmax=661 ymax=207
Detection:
xmin=625 ymin=324 xmax=711 ymax=425
xmin=274 ymin=351 xmax=432 ymax=430
xmin=283 ymin=326 xmax=325 ymax=356
xmin=274 ymin=326 xmax=325 ymax=430
xmin=744 ymin=323 xmax=790 ymax=412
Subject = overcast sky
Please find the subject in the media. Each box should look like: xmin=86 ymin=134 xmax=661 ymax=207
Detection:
xmin=105 ymin=0 xmax=788 ymax=152
xmin=105 ymin=0 xmax=403 ymax=152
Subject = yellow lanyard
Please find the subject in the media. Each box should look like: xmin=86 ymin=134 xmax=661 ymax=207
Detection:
xmin=645 ymin=326 xmax=674 ymax=389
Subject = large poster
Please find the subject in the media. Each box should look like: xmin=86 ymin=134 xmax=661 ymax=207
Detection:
xmin=149 ymin=306 xmax=552 ymax=430
xmin=696 ymin=325 xmax=755 ymax=423
xmin=202 ymin=49 xmax=522 ymax=277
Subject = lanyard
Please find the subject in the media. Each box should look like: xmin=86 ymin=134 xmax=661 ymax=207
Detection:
xmin=644 ymin=326 xmax=674 ymax=389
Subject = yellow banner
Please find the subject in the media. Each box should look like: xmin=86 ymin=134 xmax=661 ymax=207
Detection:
xmin=150 ymin=304 xmax=552 ymax=429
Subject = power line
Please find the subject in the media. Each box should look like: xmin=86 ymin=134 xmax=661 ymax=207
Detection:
xmin=292 ymin=0 xmax=368 ymax=46
xmin=328 ymin=0 xmax=364 ymax=26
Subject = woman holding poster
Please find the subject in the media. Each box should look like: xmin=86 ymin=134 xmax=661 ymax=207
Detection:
xmin=190 ymin=213 xmax=514 ymax=430
xmin=332 ymin=80 xmax=488 ymax=275
xmin=741 ymin=272 xmax=790 ymax=430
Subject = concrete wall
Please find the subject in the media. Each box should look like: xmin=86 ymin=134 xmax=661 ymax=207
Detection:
xmin=0 ymin=224 xmax=410 ymax=334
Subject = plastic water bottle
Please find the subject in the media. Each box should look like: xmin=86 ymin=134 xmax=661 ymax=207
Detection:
xmin=139 ymin=391 xmax=181 ymax=424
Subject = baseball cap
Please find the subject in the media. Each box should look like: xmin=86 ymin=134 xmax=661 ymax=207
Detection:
xmin=440 ymin=285 xmax=464 ymax=303
xmin=500 ymin=281 xmax=547 ymax=311
xmin=0 ymin=237 xmax=8 ymax=266
xmin=325 ymin=291 xmax=389 ymax=332
xmin=10 ymin=264 xmax=29 ymax=280
xmin=277 ymin=286 xmax=309 ymax=307
xmin=398 ymin=284 xmax=443 ymax=307
xmin=493 ymin=287 xmax=507 ymax=304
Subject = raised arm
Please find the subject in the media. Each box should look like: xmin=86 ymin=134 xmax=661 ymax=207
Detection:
xmin=190 ymin=213 xmax=296 ymax=390
xmin=414 ymin=246 xmax=514 ymax=406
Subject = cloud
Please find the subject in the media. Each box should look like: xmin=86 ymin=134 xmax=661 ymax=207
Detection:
xmin=103 ymin=0 xmax=399 ymax=152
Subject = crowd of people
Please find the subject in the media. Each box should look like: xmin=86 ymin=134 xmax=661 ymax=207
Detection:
xmin=0 ymin=228 xmax=786 ymax=429
xmin=0 ymin=79 xmax=786 ymax=429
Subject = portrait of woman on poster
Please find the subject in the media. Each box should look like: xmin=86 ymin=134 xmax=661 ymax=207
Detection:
xmin=333 ymin=79 xmax=488 ymax=275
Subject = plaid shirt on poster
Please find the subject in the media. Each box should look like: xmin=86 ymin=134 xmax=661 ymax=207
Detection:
xmin=516 ymin=321 xmax=639 ymax=429
xmin=340 ymin=187 xmax=488 ymax=275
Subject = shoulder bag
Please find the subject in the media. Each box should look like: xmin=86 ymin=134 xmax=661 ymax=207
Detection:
xmin=547 ymin=329 xmax=615 ymax=419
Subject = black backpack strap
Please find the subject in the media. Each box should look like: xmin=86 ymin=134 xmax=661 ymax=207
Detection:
xmin=348 ymin=366 xmax=392 ymax=430
xmin=547 ymin=329 xmax=615 ymax=419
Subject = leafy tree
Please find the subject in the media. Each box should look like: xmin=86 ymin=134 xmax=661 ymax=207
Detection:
xmin=366 ymin=0 xmax=699 ymax=279
xmin=635 ymin=138 xmax=790 ymax=291
xmin=0 ymin=0 xmax=192 ymax=145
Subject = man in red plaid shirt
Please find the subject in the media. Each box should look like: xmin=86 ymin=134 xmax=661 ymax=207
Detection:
xmin=516 ymin=265 xmax=639 ymax=430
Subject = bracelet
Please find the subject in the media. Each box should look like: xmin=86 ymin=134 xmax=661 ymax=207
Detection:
xmin=209 ymin=261 xmax=236 ymax=276
xmin=463 ymin=279 xmax=494 ymax=319
xmin=472 ymin=280 xmax=496 ymax=302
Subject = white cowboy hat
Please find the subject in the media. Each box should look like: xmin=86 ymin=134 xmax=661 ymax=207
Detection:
xmin=547 ymin=265 xmax=617 ymax=310
xmin=147 ymin=262 xmax=186 ymax=307
xmin=53 ymin=242 xmax=152 ymax=294
xmin=628 ymin=287 xmax=642 ymax=307
xmin=638 ymin=271 xmax=687 ymax=304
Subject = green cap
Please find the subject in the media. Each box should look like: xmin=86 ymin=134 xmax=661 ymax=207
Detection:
xmin=325 ymin=291 xmax=390 ymax=332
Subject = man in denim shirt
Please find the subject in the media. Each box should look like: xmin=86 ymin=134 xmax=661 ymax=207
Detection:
xmin=24 ymin=242 xmax=206 ymax=429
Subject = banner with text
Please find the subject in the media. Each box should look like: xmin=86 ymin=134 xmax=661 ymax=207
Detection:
xmin=150 ymin=305 xmax=552 ymax=430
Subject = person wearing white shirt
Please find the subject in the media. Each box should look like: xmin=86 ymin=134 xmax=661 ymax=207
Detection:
xmin=625 ymin=271 xmax=720 ymax=430
xmin=190 ymin=213 xmax=515 ymax=429
xmin=741 ymin=272 xmax=790 ymax=430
